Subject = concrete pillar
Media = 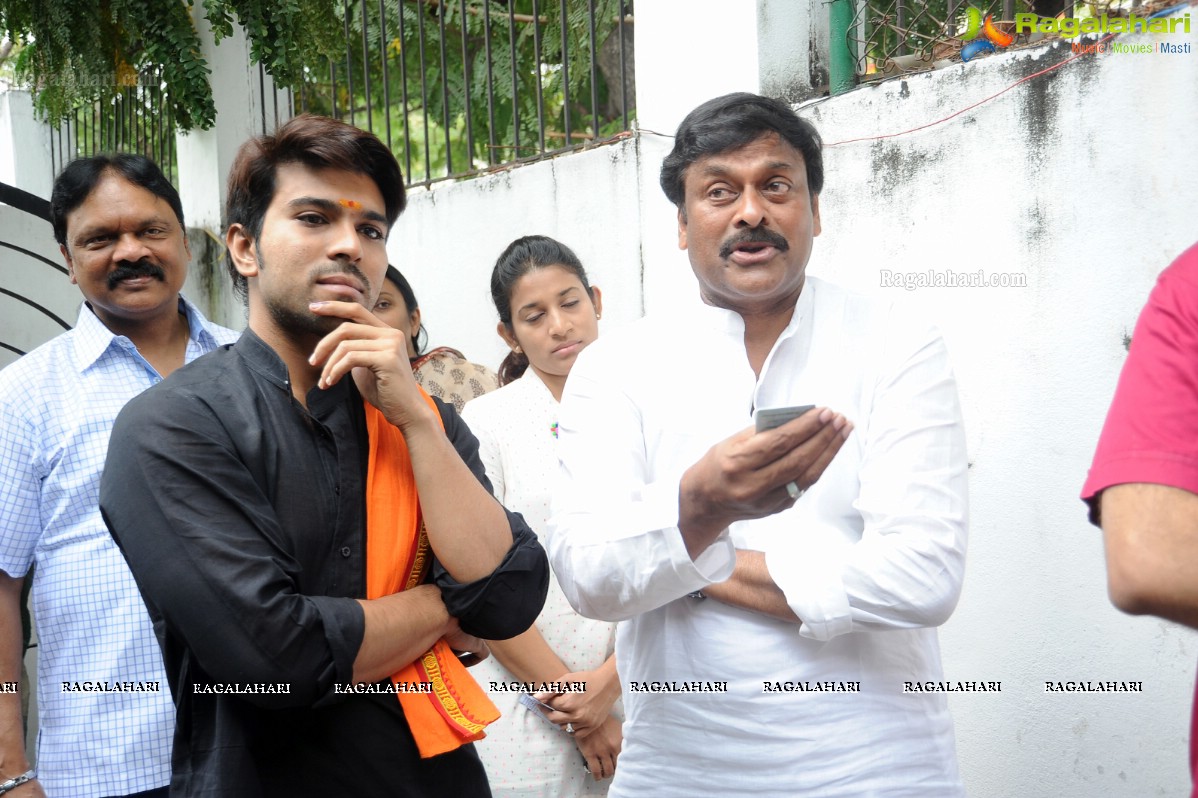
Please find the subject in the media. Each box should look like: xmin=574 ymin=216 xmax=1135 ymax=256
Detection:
xmin=632 ymin=0 xmax=760 ymax=137
xmin=174 ymin=10 xmax=287 ymax=329
xmin=0 ymin=90 xmax=54 ymax=198
xmin=758 ymin=0 xmax=833 ymax=102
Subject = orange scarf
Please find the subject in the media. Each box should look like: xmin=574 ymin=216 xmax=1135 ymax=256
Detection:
xmin=363 ymin=394 xmax=499 ymax=758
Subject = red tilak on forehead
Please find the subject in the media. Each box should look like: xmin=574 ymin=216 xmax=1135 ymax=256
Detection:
xmin=338 ymin=198 xmax=362 ymax=210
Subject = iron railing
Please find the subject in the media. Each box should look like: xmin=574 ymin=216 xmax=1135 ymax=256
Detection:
xmin=49 ymin=66 xmax=180 ymax=185
xmin=848 ymin=0 xmax=1041 ymax=76
xmin=296 ymin=0 xmax=636 ymax=187
xmin=49 ymin=2 xmax=635 ymax=189
xmin=0 ymin=182 xmax=69 ymax=361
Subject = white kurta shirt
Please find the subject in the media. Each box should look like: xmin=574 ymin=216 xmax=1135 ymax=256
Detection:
xmin=548 ymin=276 xmax=968 ymax=797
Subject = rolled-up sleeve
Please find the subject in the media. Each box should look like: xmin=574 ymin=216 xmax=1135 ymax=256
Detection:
xmin=1082 ymin=252 xmax=1198 ymax=516
xmin=100 ymin=391 xmax=363 ymax=709
xmin=433 ymin=400 xmax=549 ymax=640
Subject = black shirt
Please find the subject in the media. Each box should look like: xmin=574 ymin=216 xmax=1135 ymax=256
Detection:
xmin=100 ymin=329 xmax=548 ymax=797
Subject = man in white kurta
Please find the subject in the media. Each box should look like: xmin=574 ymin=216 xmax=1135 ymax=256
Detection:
xmin=548 ymin=92 xmax=968 ymax=796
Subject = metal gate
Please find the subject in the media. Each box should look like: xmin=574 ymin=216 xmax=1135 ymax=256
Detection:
xmin=0 ymin=182 xmax=77 ymax=371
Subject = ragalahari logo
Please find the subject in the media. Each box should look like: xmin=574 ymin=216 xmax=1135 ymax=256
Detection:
xmin=958 ymin=7 xmax=1015 ymax=61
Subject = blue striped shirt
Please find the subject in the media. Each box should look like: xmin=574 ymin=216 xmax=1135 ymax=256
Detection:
xmin=0 ymin=298 xmax=238 ymax=797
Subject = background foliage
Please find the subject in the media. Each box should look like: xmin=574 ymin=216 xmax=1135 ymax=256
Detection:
xmin=0 ymin=0 xmax=340 ymax=131
xmin=0 ymin=0 xmax=634 ymax=182
xmin=297 ymin=0 xmax=633 ymax=182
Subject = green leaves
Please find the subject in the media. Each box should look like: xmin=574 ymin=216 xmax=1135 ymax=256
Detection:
xmin=0 ymin=0 xmax=634 ymax=180
xmin=296 ymin=0 xmax=631 ymax=180
xmin=0 ymin=0 xmax=341 ymax=132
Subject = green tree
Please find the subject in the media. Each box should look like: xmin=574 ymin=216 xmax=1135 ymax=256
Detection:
xmin=0 ymin=0 xmax=341 ymax=130
xmin=293 ymin=0 xmax=634 ymax=182
xmin=0 ymin=0 xmax=634 ymax=182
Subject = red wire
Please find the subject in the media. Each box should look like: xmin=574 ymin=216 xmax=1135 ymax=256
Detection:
xmin=825 ymin=34 xmax=1117 ymax=148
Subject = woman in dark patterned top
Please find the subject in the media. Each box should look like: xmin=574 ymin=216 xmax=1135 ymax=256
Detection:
xmin=373 ymin=265 xmax=500 ymax=412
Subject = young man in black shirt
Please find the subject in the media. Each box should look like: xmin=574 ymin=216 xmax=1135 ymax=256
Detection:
xmin=101 ymin=115 xmax=548 ymax=797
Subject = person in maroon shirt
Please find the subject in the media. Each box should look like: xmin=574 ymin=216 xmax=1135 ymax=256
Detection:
xmin=1083 ymin=241 xmax=1198 ymax=797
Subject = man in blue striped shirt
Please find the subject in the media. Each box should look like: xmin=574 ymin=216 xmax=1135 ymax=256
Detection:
xmin=0 ymin=155 xmax=238 ymax=798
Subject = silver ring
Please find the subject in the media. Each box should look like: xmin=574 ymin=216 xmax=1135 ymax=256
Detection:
xmin=786 ymin=481 xmax=802 ymax=500
xmin=565 ymin=722 xmax=575 ymax=735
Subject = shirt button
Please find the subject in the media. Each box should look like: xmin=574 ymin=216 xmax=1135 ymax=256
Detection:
xmin=340 ymin=547 xmax=351 ymax=558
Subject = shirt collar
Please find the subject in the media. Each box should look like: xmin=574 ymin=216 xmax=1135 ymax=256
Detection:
xmin=71 ymin=295 xmax=214 ymax=373
xmin=520 ymin=365 xmax=557 ymax=404
xmin=233 ymin=327 xmax=293 ymax=393
xmin=232 ymin=327 xmax=353 ymax=412
xmin=686 ymin=275 xmax=818 ymax=341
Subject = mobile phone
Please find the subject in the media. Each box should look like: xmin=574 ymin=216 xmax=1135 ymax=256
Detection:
xmin=518 ymin=693 xmax=559 ymax=725
xmin=755 ymin=404 xmax=816 ymax=433
xmin=453 ymin=649 xmax=485 ymax=667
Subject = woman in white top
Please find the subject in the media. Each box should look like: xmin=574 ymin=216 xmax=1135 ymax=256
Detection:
xmin=462 ymin=236 xmax=621 ymax=797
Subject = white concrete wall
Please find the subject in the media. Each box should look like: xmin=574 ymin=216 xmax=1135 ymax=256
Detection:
xmin=758 ymin=0 xmax=832 ymax=102
xmin=633 ymin=0 xmax=759 ymax=135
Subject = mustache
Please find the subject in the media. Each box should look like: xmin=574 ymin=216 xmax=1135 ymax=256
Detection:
xmin=312 ymin=262 xmax=372 ymax=297
xmin=718 ymin=228 xmax=789 ymax=260
xmin=107 ymin=259 xmax=166 ymax=290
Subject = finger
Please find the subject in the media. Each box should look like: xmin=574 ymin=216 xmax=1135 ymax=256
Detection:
xmin=543 ymin=693 xmax=582 ymax=714
xmin=309 ymin=299 xmax=389 ymax=328
xmin=319 ymin=341 xmax=404 ymax=389
xmin=792 ymin=420 xmax=852 ymax=490
xmin=586 ymin=752 xmax=605 ymax=781
xmin=309 ymin=325 xmax=396 ymax=372
xmin=767 ymin=414 xmax=848 ymax=487
xmin=309 ymin=317 xmax=402 ymax=367
xmin=319 ymin=346 xmax=388 ymax=390
xmin=543 ymin=709 xmax=572 ymax=725
xmin=561 ymin=716 xmax=592 ymax=735
xmin=747 ymin=407 xmax=838 ymax=464
xmin=604 ymin=749 xmax=618 ymax=778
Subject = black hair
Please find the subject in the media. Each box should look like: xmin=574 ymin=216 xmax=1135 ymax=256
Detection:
xmin=659 ymin=92 xmax=824 ymax=214
xmin=490 ymin=235 xmax=594 ymax=385
xmin=51 ymin=153 xmax=184 ymax=247
xmin=224 ymin=114 xmax=406 ymax=299
xmin=382 ymin=265 xmax=428 ymax=356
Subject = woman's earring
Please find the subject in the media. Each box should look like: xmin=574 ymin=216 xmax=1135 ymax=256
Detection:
xmin=513 ymin=345 xmax=522 ymax=354
xmin=595 ymin=314 xmax=602 ymax=320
